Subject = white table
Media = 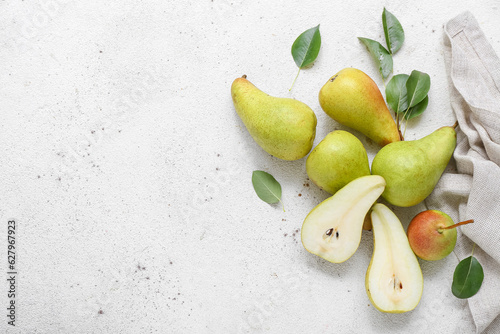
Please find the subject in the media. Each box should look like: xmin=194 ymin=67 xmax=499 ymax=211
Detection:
xmin=1 ymin=0 xmax=499 ymax=333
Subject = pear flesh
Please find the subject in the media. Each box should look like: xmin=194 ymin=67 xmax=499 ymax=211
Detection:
xmin=366 ymin=204 xmax=423 ymax=313
xmin=371 ymin=126 xmax=457 ymax=207
xmin=231 ymin=76 xmax=317 ymax=161
xmin=301 ymin=175 xmax=386 ymax=263
xmin=306 ymin=130 xmax=371 ymax=195
xmin=319 ymin=68 xmax=400 ymax=146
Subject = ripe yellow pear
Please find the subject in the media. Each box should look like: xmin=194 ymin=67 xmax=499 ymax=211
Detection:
xmin=319 ymin=68 xmax=400 ymax=146
xmin=231 ymin=75 xmax=317 ymax=160
xmin=306 ymin=131 xmax=370 ymax=194
xmin=371 ymin=126 xmax=457 ymax=207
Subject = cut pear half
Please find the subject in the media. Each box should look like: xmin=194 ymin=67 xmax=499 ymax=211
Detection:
xmin=366 ymin=203 xmax=423 ymax=313
xmin=301 ymin=175 xmax=386 ymax=263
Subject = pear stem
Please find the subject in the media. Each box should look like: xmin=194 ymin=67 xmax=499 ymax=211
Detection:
xmin=452 ymin=121 xmax=459 ymax=129
xmin=441 ymin=219 xmax=474 ymax=230
xmin=242 ymin=74 xmax=247 ymax=79
xmin=289 ymin=68 xmax=301 ymax=91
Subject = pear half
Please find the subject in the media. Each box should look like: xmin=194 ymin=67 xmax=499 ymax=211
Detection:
xmin=301 ymin=175 xmax=385 ymax=263
xmin=366 ymin=204 xmax=423 ymax=313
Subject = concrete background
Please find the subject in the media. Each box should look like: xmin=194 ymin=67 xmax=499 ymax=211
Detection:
xmin=1 ymin=0 xmax=499 ymax=333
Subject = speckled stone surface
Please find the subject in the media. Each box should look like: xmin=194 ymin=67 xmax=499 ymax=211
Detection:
xmin=1 ymin=1 xmax=499 ymax=333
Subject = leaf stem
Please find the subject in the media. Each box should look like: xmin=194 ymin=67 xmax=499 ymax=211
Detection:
xmin=396 ymin=112 xmax=400 ymax=132
xmin=289 ymin=68 xmax=301 ymax=91
xmin=404 ymin=118 xmax=411 ymax=139
xmin=400 ymin=104 xmax=412 ymax=138
xmin=280 ymin=199 xmax=286 ymax=212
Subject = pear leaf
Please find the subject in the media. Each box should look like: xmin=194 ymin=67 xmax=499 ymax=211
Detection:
xmin=358 ymin=37 xmax=393 ymax=79
xmin=452 ymin=256 xmax=484 ymax=299
xmin=291 ymin=25 xmax=321 ymax=68
xmin=406 ymin=70 xmax=431 ymax=107
xmin=290 ymin=25 xmax=321 ymax=90
xmin=386 ymin=74 xmax=409 ymax=113
xmin=252 ymin=171 xmax=284 ymax=211
xmin=382 ymin=8 xmax=405 ymax=54
xmin=405 ymin=95 xmax=428 ymax=120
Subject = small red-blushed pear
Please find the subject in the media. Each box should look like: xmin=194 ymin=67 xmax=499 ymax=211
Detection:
xmin=407 ymin=210 xmax=473 ymax=261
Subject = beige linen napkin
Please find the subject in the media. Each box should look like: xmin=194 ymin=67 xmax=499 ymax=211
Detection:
xmin=425 ymin=11 xmax=500 ymax=334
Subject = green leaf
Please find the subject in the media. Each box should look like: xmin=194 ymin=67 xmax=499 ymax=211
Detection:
xmin=291 ymin=25 xmax=321 ymax=68
xmin=252 ymin=171 xmax=284 ymax=211
xmin=382 ymin=8 xmax=405 ymax=54
xmin=386 ymin=74 xmax=409 ymax=113
xmin=358 ymin=37 xmax=393 ymax=79
xmin=452 ymin=256 xmax=484 ymax=299
xmin=405 ymin=95 xmax=428 ymax=120
xmin=406 ymin=70 xmax=431 ymax=107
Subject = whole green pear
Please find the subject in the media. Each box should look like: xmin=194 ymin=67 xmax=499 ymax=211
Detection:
xmin=306 ymin=131 xmax=370 ymax=194
xmin=371 ymin=126 xmax=457 ymax=207
xmin=319 ymin=68 xmax=400 ymax=146
xmin=231 ymin=75 xmax=317 ymax=161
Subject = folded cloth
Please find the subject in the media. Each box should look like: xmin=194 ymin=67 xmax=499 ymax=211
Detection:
xmin=425 ymin=11 xmax=500 ymax=334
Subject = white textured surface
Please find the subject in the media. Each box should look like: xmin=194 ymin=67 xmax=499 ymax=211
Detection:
xmin=1 ymin=1 xmax=499 ymax=333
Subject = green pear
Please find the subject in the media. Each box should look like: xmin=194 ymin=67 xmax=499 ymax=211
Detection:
xmin=301 ymin=175 xmax=385 ymax=263
xmin=407 ymin=210 xmax=474 ymax=261
xmin=319 ymin=68 xmax=400 ymax=146
xmin=371 ymin=126 xmax=457 ymax=207
xmin=306 ymin=130 xmax=370 ymax=194
xmin=231 ymin=75 xmax=317 ymax=160
xmin=366 ymin=203 xmax=423 ymax=313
